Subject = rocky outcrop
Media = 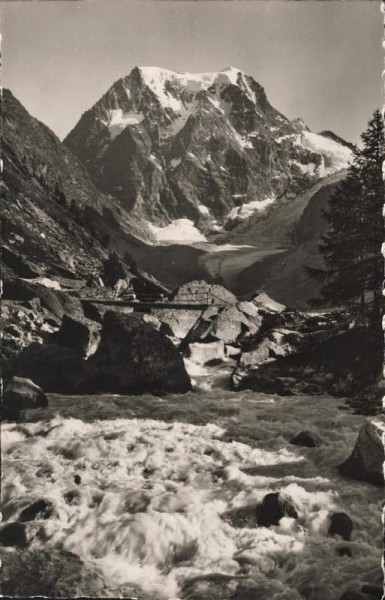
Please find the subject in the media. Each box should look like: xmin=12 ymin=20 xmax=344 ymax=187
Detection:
xmin=14 ymin=343 xmax=91 ymax=394
xmin=338 ymin=416 xmax=384 ymax=485
xmin=85 ymin=311 xmax=191 ymax=394
xmin=256 ymin=492 xmax=298 ymax=527
xmin=56 ymin=314 xmax=101 ymax=357
xmin=3 ymin=377 xmax=48 ymax=420
xmin=2 ymin=299 xmax=60 ymax=377
xmin=3 ymin=277 xmax=85 ymax=321
xmin=2 ymin=89 xmax=153 ymax=284
xmin=232 ymin=327 xmax=303 ymax=392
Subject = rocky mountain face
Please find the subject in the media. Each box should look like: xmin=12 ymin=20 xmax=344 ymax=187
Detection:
xmin=65 ymin=66 xmax=353 ymax=235
xmin=2 ymin=89 xmax=153 ymax=278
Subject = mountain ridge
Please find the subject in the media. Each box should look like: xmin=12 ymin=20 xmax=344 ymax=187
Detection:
xmin=64 ymin=66 xmax=353 ymax=238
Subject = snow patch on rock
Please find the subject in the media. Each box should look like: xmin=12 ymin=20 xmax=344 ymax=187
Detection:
xmin=148 ymin=219 xmax=208 ymax=243
xmin=228 ymin=196 xmax=276 ymax=221
xmin=104 ymin=109 xmax=144 ymax=139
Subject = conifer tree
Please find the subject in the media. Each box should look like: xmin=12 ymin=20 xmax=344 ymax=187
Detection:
xmin=308 ymin=110 xmax=385 ymax=322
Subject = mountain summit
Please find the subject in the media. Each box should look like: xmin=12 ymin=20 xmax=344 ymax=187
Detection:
xmin=65 ymin=66 xmax=352 ymax=236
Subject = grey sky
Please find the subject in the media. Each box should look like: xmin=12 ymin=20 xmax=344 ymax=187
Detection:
xmin=2 ymin=1 xmax=382 ymax=144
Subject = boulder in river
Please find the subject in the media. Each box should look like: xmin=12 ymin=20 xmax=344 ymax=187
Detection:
xmin=0 ymin=523 xmax=35 ymax=547
xmin=85 ymin=311 xmax=191 ymax=395
xmin=256 ymin=492 xmax=298 ymax=527
xmin=328 ymin=512 xmax=353 ymax=541
xmin=18 ymin=500 xmax=54 ymax=522
xmin=56 ymin=314 xmax=101 ymax=357
xmin=3 ymin=376 xmax=48 ymax=419
xmin=337 ymin=416 xmax=384 ymax=485
xmin=290 ymin=431 xmax=321 ymax=448
xmin=187 ymin=340 xmax=225 ymax=365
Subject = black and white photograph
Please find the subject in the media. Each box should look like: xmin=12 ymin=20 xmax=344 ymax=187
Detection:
xmin=1 ymin=1 xmax=384 ymax=598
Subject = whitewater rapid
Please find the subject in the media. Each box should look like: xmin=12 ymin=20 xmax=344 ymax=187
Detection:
xmin=2 ymin=388 xmax=382 ymax=599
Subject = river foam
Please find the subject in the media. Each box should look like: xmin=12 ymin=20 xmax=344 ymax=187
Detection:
xmin=1 ymin=392 xmax=382 ymax=599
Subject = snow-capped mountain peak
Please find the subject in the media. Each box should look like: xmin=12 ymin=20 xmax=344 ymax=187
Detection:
xmin=65 ymin=65 xmax=353 ymax=234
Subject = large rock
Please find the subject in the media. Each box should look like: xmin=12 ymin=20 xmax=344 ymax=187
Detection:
xmin=2 ymin=245 xmax=44 ymax=278
xmin=290 ymin=431 xmax=321 ymax=448
xmin=328 ymin=512 xmax=353 ymax=541
xmin=251 ymin=291 xmax=285 ymax=313
xmin=210 ymin=305 xmax=261 ymax=344
xmin=0 ymin=523 xmax=35 ymax=547
xmin=1 ymin=547 xmax=107 ymax=597
xmin=256 ymin=492 xmax=298 ymax=527
xmin=151 ymin=307 xmax=201 ymax=340
xmin=3 ymin=278 xmax=84 ymax=320
xmin=187 ymin=341 xmax=225 ymax=365
xmin=3 ymin=377 xmax=48 ymax=420
xmin=56 ymin=314 xmax=101 ymax=357
xmin=2 ymin=300 xmax=60 ymax=378
xmin=338 ymin=416 xmax=384 ymax=485
xmin=171 ymin=281 xmax=237 ymax=306
xmin=14 ymin=343 xmax=91 ymax=393
xmin=19 ymin=500 xmax=54 ymax=522
xmin=180 ymin=302 xmax=263 ymax=350
xmin=85 ymin=311 xmax=191 ymax=395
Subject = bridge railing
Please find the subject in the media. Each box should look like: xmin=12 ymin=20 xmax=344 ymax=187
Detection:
xmin=119 ymin=290 xmax=233 ymax=307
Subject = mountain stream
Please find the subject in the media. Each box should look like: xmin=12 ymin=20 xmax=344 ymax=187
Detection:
xmin=2 ymin=363 xmax=382 ymax=599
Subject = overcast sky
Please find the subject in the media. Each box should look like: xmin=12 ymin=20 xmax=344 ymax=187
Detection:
xmin=2 ymin=1 xmax=382 ymax=144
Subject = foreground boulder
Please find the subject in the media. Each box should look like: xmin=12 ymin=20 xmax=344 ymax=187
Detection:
xmin=14 ymin=344 xmax=91 ymax=393
xmin=56 ymin=314 xmax=101 ymax=357
xmin=85 ymin=311 xmax=191 ymax=395
xmin=338 ymin=416 xmax=384 ymax=485
xmin=256 ymin=492 xmax=298 ymax=527
xmin=290 ymin=431 xmax=321 ymax=448
xmin=328 ymin=512 xmax=353 ymax=541
xmin=1 ymin=548 xmax=107 ymax=597
xmin=0 ymin=523 xmax=35 ymax=547
xmin=18 ymin=500 xmax=54 ymax=522
xmin=3 ymin=377 xmax=48 ymax=420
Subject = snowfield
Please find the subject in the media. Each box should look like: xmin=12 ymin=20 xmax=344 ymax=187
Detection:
xmin=297 ymin=131 xmax=353 ymax=175
xmin=147 ymin=219 xmax=208 ymax=243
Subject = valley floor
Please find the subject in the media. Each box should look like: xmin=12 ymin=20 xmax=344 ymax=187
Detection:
xmin=2 ymin=389 xmax=382 ymax=600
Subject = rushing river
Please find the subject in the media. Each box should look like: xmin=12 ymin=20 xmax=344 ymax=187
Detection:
xmin=2 ymin=373 xmax=382 ymax=599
